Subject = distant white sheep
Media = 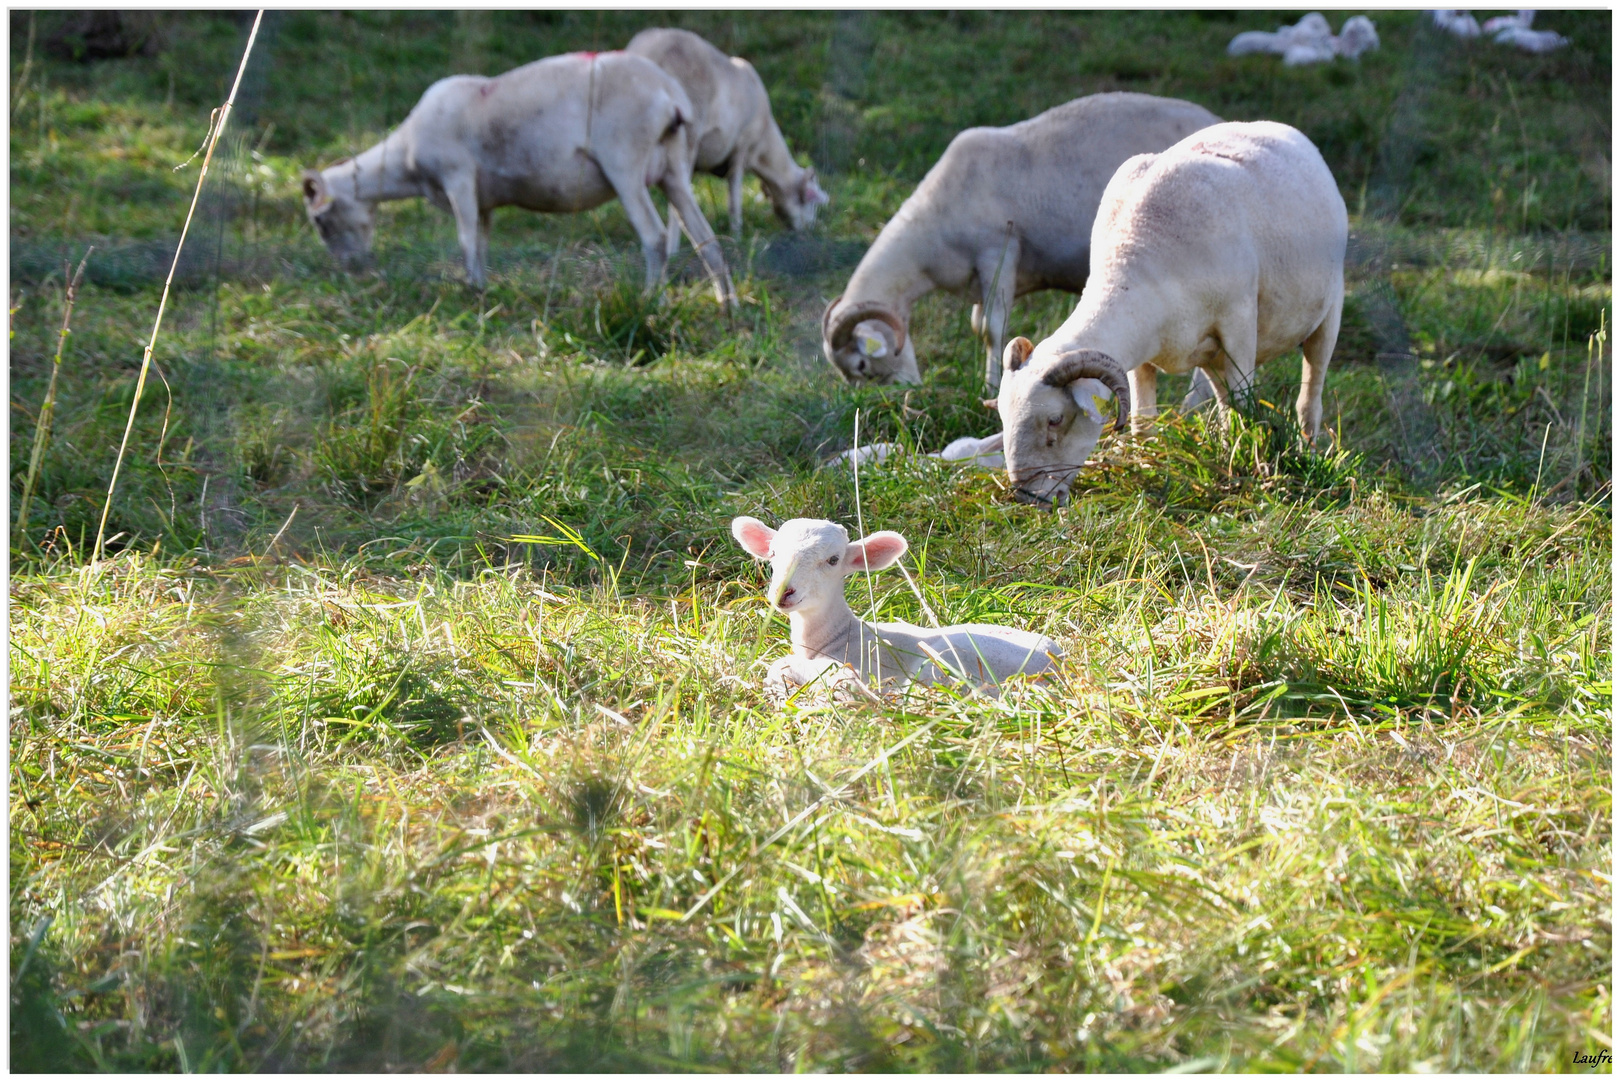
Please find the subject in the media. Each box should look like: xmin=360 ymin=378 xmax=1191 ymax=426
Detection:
xmin=731 ymin=516 xmax=1060 ymax=699
xmin=1227 ymin=13 xmax=1378 ymax=66
xmin=1430 ymin=10 xmax=1568 ymax=52
xmin=1430 ymin=10 xmax=1483 ymax=38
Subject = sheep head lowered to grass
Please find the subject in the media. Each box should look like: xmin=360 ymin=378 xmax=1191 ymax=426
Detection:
xmin=994 ymin=120 xmax=1348 ymax=506
xmin=731 ymin=516 xmax=1061 ymax=700
xmin=302 ymin=51 xmax=733 ymax=307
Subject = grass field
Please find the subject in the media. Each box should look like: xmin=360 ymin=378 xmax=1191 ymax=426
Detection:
xmin=9 ymin=10 xmax=1612 ymax=1071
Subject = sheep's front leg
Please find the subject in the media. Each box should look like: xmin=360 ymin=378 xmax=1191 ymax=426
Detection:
xmin=443 ymin=173 xmax=486 ymax=289
xmin=975 ymin=236 xmax=1020 ymax=391
xmin=766 ymin=655 xmax=877 ymax=703
xmin=1215 ymin=312 xmax=1259 ymax=421
xmin=1128 ymin=363 xmax=1159 ymax=438
xmin=1297 ymin=293 xmax=1342 ymax=445
xmin=726 ymin=157 xmax=745 ymax=239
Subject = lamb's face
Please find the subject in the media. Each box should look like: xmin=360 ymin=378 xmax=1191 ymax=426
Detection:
xmin=997 ymin=367 xmax=1111 ymax=507
xmin=303 ymin=172 xmax=376 ymax=269
xmin=731 ymin=516 xmax=908 ymax=615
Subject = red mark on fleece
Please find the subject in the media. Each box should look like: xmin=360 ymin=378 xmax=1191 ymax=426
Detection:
xmin=573 ymin=50 xmax=621 ymax=59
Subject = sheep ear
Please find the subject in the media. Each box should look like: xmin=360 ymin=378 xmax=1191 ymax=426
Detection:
xmin=302 ymin=169 xmax=333 ymax=215
xmin=982 ymin=398 xmax=999 ymax=411
xmin=855 ymin=322 xmax=891 ymax=359
xmin=846 ymin=530 xmax=907 ymax=572
xmin=803 ymin=170 xmax=829 ymax=206
xmin=1067 ymin=378 xmax=1114 ymax=423
xmin=731 ymin=516 xmax=776 ymax=559
xmin=1004 ymin=336 xmax=1034 ymax=373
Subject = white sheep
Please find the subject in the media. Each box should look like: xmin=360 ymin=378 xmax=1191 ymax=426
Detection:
xmin=1430 ymin=10 xmax=1484 ymax=38
xmin=1480 ymin=10 xmax=1534 ymax=34
xmin=991 ymin=121 xmax=1348 ymax=506
xmin=1432 ymin=10 xmax=1565 ymax=51
xmin=1492 ymin=24 xmax=1568 ymax=53
xmin=626 ymin=28 xmax=828 ymax=244
xmin=301 ymin=51 xmax=734 ymax=305
xmin=821 ymin=92 xmax=1221 ymax=390
xmin=1229 ymin=13 xmax=1379 ymax=64
xmin=731 ymin=516 xmax=1061 ymax=699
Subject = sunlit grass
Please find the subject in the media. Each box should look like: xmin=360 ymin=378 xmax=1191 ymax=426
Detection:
xmin=9 ymin=8 xmax=1612 ymax=1073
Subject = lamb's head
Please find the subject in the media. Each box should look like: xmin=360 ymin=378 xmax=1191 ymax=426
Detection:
xmin=821 ymin=296 xmax=910 ymax=383
xmin=990 ymin=337 xmax=1129 ymax=507
xmin=731 ymin=516 xmax=907 ymax=615
xmin=762 ymin=167 xmax=829 ymax=231
xmin=302 ymin=168 xmax=375 ymax=270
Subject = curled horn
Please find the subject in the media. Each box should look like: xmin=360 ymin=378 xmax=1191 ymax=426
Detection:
xmin=821 ymin=296 xmax=907 ymax=353
xmin=1042 ymin=349 xmax=1131 ymax=429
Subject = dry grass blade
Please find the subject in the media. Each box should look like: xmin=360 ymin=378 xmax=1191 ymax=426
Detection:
xmin=90 ymin=10 xmax=264 ymax=566
xmin=16 ymin=247 xmax=93 ymax=545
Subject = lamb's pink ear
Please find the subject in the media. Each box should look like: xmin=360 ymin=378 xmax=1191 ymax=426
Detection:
xmin=731 ymin=516 xmax=776 ymax=559
xmin=845 ymin=530 xmax=908 ymax=572
xmin=982 ymin=397 xmax=1000 ymax=411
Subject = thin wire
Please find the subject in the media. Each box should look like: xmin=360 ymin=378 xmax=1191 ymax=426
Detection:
xmin=92 ymin=11 xmax=264 ymax=566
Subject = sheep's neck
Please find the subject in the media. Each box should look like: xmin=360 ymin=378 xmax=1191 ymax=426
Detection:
xmin=1053 ymin=280 xmax=1167 ymax=370
xmin=842 ymin=217 xmax=937 ymax=312
xmin=328 ymin=133 xmax=424 ymax=206
xmin=789 ymin=598 xmax=859 ymax=661
xmin=752 ymin=119 xmax=806 ymax=194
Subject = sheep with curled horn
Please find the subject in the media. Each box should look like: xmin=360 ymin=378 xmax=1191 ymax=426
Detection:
xmin=992 ymin=120 xmax=1348 ymax=507
xmin=820 ymin=92 xmax=1221 ymax=390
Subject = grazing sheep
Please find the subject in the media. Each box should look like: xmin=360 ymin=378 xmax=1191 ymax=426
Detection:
xmin=731 ymin=516 xmax=1060 ymax=698
xmin=991 ymin=121 xmax=1348 ymax=506
xmin=1429 ymin=10 xmax=1565 ymax=51
xmin=820 ymin=92 xmax=1221 ymax=390
xmin=1480 ymin=10 xmax=1534 ymax=34
xmin=1492 ymin=24 xmax=1568 ymax=52
xmin=625 ymin=27 xmax=828 ymax=245
xmin=1228 ymin=12 xmax=1378 ymax=64
xmin=1430 ymin=10 xmax=1484 ymax=38
xmin=301 ymin=51 xmax=734 ymax=306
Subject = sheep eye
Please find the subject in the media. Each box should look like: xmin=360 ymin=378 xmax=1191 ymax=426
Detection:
xmin=1048 ymin=416 xmax=1063 ymax=427
xmin=827 ymin=555 xmax=840 ymax=565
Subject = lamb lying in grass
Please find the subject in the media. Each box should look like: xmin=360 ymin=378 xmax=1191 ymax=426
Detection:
xmin=731 ymin=516 xmax=1060 ymax=699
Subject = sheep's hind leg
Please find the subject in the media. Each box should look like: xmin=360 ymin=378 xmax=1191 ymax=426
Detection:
xmin=603 ymin=167 xmax=670 ymax=291
xmin=661 ymin=173 xmax=736 ymax=310
xmin=1297 ymin=293 xmax=1342 ymax=445
xmin=1181 ymin=367 xmax=1219 ymax=413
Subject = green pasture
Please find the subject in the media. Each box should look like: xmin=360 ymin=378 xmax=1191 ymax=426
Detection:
xmin=9 ymin=10 xmax=1611 ymax=1071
